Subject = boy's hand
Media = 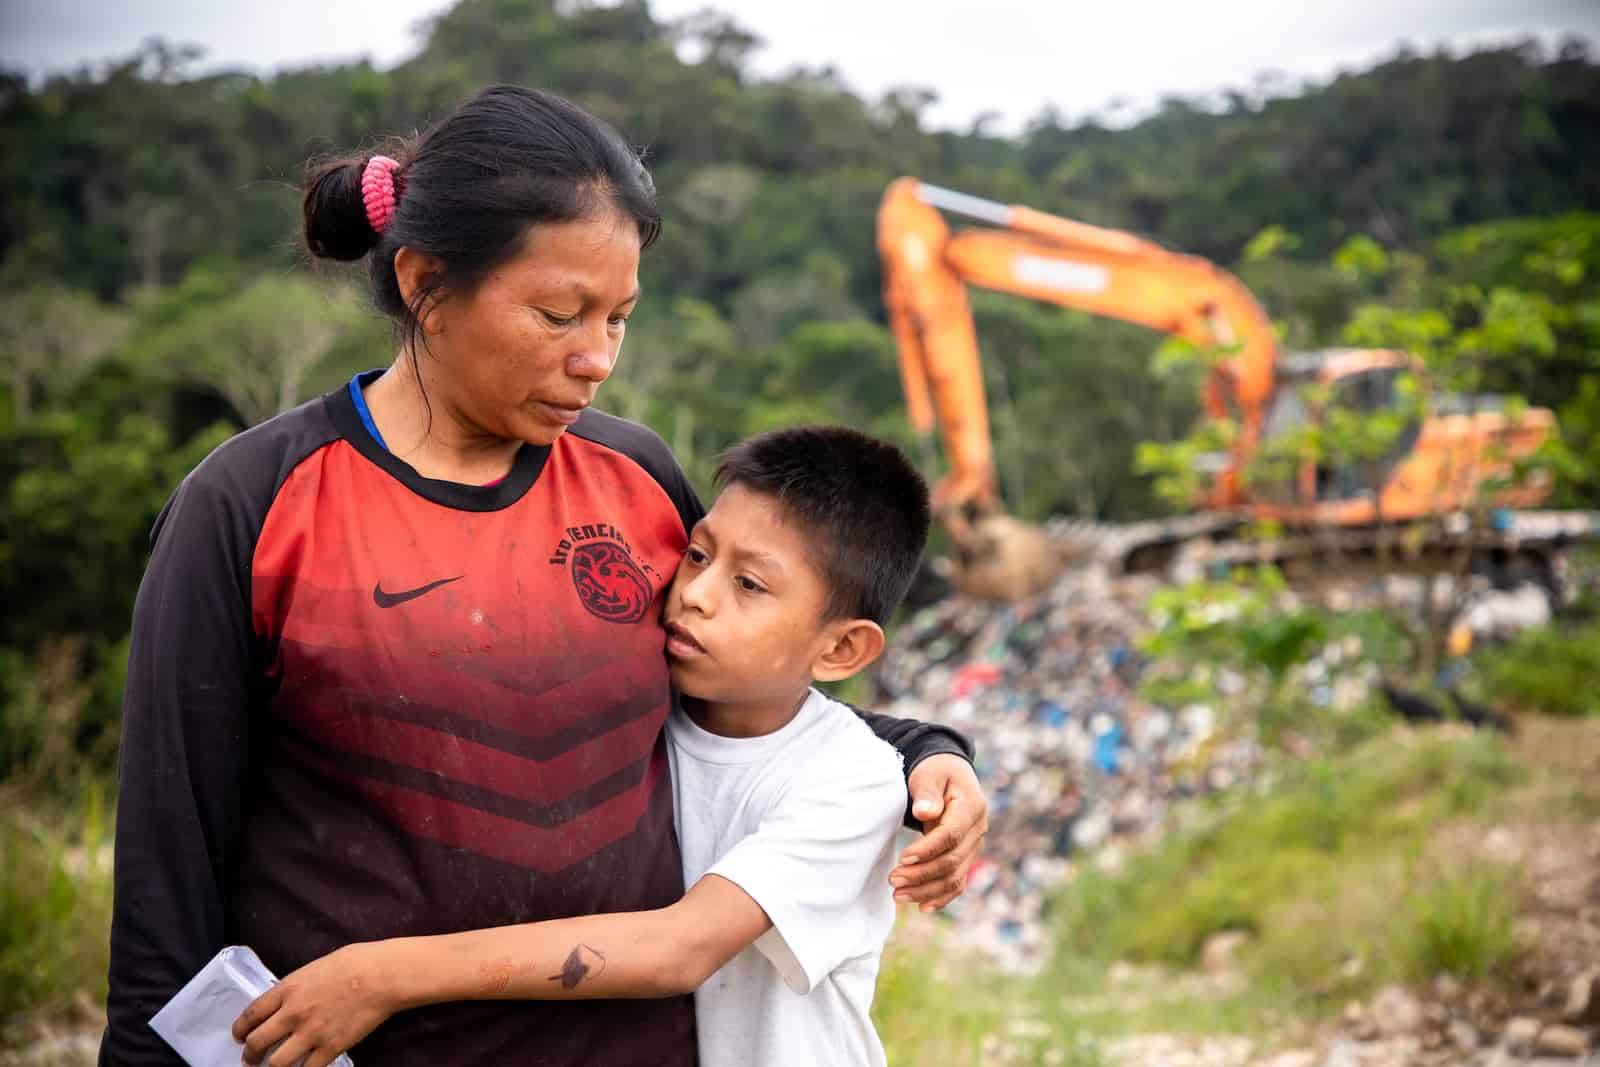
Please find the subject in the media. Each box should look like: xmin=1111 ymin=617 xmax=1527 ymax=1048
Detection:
xmin=232 ymin=943 xmax=397 ymax=1067
xmin=891 ymin=753 xmax=988 ymax=912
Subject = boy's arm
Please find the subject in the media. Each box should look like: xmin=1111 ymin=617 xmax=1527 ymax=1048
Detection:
xmin=234 ymin=878 xmax=771 ymax=1067
xmin=392 ymin=874 xmax=770 ymax=1002
xmin=854 ymin=705 xmax=987 ymax=912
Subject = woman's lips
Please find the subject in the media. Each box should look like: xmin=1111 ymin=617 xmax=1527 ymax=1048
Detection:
xmin=537 ymin=401 xmax=586 ymax=426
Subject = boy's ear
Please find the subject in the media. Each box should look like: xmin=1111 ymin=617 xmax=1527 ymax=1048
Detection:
xmin=810 ymin=619 xmax=886 ymax=684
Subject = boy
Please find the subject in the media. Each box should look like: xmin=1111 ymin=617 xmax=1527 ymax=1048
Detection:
xmin=232 ymin=425 xmax=936 ymax=1067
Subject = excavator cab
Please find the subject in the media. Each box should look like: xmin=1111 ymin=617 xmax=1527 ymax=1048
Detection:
xmin=1254 ymin=349 xmax=1423 ymax=507
xmin=1315 ymin=363 xmax=1422 ymax=503
xmin=1251 ymin=348 xmax=1552 ymax=526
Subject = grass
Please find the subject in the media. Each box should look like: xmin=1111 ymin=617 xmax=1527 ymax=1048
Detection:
xmin=874 ymin=935 xmax=1107 ymax=1067
xmin=1052 ymin=724 xmax=1520 ymax=973
xmin=0 ymin=780 xmax=113 ymax=1042
xmin=871 ymin=717 xmax=1540 ymax=1059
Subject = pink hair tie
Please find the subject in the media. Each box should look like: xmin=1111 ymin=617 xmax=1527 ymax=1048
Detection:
xmin=361 ymin=155 xmax=403 ymax=235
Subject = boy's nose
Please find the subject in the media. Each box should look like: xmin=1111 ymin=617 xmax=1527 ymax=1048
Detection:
xmin=674 ymin=568 xmax=713 ymax=614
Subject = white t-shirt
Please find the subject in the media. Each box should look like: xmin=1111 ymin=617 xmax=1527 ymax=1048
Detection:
xmin=667 ymin=688 xmax=906 ymax=1067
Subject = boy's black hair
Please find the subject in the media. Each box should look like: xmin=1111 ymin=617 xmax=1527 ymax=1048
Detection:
xmin=715 ymin=426 xmax=931 ymax=626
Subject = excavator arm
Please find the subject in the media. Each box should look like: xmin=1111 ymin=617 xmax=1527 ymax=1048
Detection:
xmin=878 ymin=177 xmax=1280 ymax=512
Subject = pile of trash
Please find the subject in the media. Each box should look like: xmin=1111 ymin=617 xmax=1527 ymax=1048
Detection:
xmin=876 ymin=540 xmax=1595 ymax=973
xmin=873 ymin=569 xmax=1267 ymax=974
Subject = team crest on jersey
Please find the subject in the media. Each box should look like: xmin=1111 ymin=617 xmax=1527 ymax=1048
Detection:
xmin=547 ymin=522 xmax=662 ymax=624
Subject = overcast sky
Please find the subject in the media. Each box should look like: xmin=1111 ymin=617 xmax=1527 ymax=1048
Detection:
xmin=3 ymin=0 xmax=1596 ymax=131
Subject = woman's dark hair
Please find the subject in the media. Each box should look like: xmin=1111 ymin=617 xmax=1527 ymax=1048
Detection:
xmin=302 ymin=85 xmax=660 ymax=355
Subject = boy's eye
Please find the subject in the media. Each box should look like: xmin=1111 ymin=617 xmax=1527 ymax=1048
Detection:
xmin=735 ymin=575 xmax=765 ymax=594
xmin=608 ymin=314 xmax=630 ymax=328
xmin=684 ymin=546 xmax=708 ymax=566
xmin=541 ymin=310 xmax=577 ymax=327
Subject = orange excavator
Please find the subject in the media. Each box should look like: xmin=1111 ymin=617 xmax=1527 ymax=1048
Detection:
xmin=878 ymin=178 xmax=1591 ymax=600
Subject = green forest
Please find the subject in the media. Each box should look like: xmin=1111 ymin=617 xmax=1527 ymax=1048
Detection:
xmin=3 ymin=0 xmax=1600 ymax=794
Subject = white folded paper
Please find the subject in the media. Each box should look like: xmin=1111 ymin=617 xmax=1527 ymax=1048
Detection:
xmin=149 ymin=945 xmax=354 ymax=1067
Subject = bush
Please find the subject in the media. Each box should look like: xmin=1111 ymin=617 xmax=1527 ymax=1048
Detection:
xmin=1477 ymin=621 xmax=1600 ymax=718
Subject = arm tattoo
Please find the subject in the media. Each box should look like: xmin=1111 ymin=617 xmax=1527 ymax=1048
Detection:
xmin=548 ymin=944 xmax=606 ymax=990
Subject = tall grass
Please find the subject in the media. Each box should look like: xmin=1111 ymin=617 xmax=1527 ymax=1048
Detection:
xmin=0 ymin=779 xmax=113 ymax=1032
xmin=1402 ymin=862 xmax=1523 ymax=982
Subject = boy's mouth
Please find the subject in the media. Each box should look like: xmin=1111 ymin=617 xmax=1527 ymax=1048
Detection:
xmin=663 ymin=620 xmax=707 ymax=659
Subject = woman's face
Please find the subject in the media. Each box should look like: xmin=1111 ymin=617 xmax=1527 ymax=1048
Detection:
xmin=419 ymin=207 xmax=642 ymax=447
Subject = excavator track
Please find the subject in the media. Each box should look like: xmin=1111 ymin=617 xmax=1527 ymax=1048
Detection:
xmin=1039 ymin=509 xmax=1600 ymax=601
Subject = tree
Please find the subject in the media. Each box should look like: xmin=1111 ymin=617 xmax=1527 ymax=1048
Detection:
xmin=136 ymin=274 xmax=374 ymax=426
xmin=0 ymin=286 xmax=128 ymax=420
xmin=1 ymin=413 xmax=232 ymax=647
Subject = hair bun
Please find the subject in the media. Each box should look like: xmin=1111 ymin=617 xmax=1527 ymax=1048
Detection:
xmin=303 ymin=157 xmax=382 ymax=261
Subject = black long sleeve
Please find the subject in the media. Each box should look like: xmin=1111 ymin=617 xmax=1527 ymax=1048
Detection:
xmin=100 ymin=465 xmax=264 ymax=1065
xmin=858 ymin=707 xmax=974 ymax=773
xmin=854 ymin=706 xmax=976 ymax=830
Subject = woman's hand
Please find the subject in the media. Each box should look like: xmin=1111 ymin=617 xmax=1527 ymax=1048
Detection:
xmin=890 ymin=753 xmax=989 ymax=912
xmin=231 ymin=944 xmax=397 ymax=1067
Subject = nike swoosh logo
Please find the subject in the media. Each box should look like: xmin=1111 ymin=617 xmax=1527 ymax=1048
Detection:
xmin=373 ymin=575 xmax=464 ymax=608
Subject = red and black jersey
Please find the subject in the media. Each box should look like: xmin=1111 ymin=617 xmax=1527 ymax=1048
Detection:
xmin=102 ymin=375 xmax=972 ymax=1067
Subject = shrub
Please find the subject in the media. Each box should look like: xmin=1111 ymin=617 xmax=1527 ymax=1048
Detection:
xmin=1477 ymin=621 xmax=1600 ymax=718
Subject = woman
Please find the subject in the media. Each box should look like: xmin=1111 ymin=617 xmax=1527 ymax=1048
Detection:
xmin=101 ymin=85 xmax=986 ymax=1066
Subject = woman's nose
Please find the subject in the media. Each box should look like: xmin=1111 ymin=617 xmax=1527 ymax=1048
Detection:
xmin=567 ymin=325 xmax=617 ymax=383
xmin=567 ymin=348 xmax=612 ymax=383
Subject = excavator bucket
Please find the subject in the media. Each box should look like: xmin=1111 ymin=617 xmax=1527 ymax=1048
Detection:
xmin=946 ymin=513 xmax=1067 ymax=601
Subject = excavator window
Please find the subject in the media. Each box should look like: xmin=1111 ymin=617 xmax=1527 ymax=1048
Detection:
xmin=1251 ymin=374 xmax=1315 ymax=505
xmin=1314 ymin=368 xmax=1422 ymax=501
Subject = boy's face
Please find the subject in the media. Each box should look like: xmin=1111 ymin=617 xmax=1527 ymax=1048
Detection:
xmin=662 ymin=485 xmax=850 ymax=709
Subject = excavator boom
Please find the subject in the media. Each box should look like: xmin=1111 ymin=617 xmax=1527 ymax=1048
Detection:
xmin=879 ymin=178 xmax=1277 ymax=512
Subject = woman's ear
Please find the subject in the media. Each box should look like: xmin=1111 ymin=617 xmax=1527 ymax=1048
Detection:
xmin=811 ymin=620 xmax=886 ymax=684
xmin=394 ymin=247 xmax=449 ymax=336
